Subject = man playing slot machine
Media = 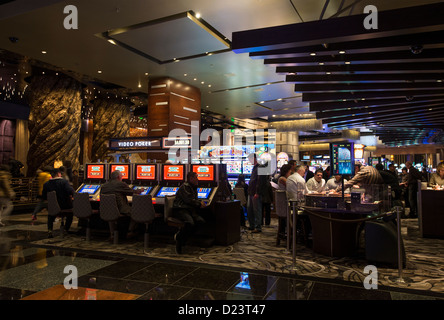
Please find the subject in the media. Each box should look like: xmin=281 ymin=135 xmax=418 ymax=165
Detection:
xmin=172 ymin=171 xmax=207 ymax=254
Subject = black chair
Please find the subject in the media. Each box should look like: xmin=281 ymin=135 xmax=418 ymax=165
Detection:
xmin=164 ymin=195 xmax=185 ymax=248
xmin=73 ymin=192 xmax=98 ymax=241
xmin=99 ymin=194 xmax=122 ymax=244
xmin=131 ymin=194 xmax=156 ymax=252
xmin=47 ymin=190 xmax=73 ymax=237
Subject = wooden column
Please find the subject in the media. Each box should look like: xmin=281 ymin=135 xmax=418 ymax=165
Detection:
xmin=147 ymin=77 xmax=201 ymax=137
xmin=26 ymin=72 xmax=82 ymax=176
xmin=91 ymin=96 xmax=131 ymax=162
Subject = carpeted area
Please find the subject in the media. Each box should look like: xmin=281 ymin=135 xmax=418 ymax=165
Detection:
xmin=23 ymin=213 xmax=444 ymax=296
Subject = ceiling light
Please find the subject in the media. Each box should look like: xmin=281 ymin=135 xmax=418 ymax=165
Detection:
xmin=41 ymin=50 xmax=47 ymax=54
xmin=318 ymin=62 xmax=324 ymax=65
xmin=98 ymin=70 xmax=102 ymax=74
xmin=339 ymin=50 xmax=346 ymax=54
xmin=345 ymin=61 xmax=351 ymax=64
xmin=145 ymin=73 xmax=149 ymax=76
xmin=195 ymin=12 xmax=201 ymax=19
xmin=272 ymin=115 xmax=276 ymax=117
xmin=107 ymin=39 xmax=117 ymax=45
xmin=310 ymin=52 xmax=316 ymax=56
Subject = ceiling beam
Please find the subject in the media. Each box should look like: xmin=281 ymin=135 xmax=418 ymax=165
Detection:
xmin=286 ymin=73 xmax=444 ymax=84
xmin=232 ymin=3 xmax=444 ymax=53
xmin=302 ymin=90 xmax=444 ymax=102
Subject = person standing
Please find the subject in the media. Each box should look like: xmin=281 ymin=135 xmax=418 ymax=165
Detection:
xmin=0 ymin=165 xmax=15 ymax=227
xmin=247 ymin=153 xmax=262 ymax=233
xmin=258 ymin=169 xmax=273 ymax=227
xmin=401 ymin=161 xmax=422 ymax=218
xmin=31 ymin=166 xmax=52 ymax=221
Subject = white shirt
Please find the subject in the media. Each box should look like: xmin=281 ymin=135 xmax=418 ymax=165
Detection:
xmin=286 ymin=172 xmax=306 ymax=200
xmin=306 ymin=177 xmax=326 ymax=193
xmin=325 ymin=177 xmax=350 ymax=193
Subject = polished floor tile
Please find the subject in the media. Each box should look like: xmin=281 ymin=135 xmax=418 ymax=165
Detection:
xmin=265 ymin=277 xmax=314 ymax=300
xmin=137 ymin=284 xmax=193 ymax=300
xmin=22 ymin=284 xmax=140 ymax=300
xmin=126 ymin=262 xmax=198 ymax=284
xmin=77 ymin=275 xmax=157 ymax=295
xmin=180 ymin=288 xmax=263 ymax=300
xmin=308 ymin=282 xmax=392 ymax=300
xmin=174 ymin=268 xmax=243 ymax=292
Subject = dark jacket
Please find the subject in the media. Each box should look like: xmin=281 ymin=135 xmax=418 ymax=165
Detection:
xmin=247 ymin=164 xmax=260 ymax=197
xmin=258 ymin=174 xmax=273 ymax=203
xmin=173 ymin=182 xmax=202 ymax=210
xmin=100 ymin=179 xmax=133 ymax=214
xmin=42 ymin=177 xmax=74 ymax=209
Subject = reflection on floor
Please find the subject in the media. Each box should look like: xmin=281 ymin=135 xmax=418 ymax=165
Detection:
xmin=0 ymin=212 xmax=443 ymax=300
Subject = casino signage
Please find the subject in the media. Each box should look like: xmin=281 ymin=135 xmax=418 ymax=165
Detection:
xmin=109 ymin=137 xmax=162 ymax=150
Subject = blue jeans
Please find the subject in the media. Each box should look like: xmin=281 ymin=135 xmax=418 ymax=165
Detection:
xmin=247 ymin=195 xmax=262 ymax=231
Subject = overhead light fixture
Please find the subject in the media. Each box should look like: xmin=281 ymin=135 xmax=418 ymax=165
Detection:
xmin=107 ymin=39 xmax=117 ymax=45
xmin=339 ymin=50 xmax=346 ymax=54
xmin=345 ymin=61 xmax=351 ymax=64
xmin=195 ymin=12 xmax=201 ymax=18
xmin=41 ymin=50 xmax=47 ymax=54
xmin=98 ymin=70 xmax=102 ymax=74
xmin=310 ymin=52 xmax=316 ymax=56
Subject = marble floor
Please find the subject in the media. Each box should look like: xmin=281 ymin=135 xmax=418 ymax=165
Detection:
xmin=0 ymin=210 xmax=443 ymax=302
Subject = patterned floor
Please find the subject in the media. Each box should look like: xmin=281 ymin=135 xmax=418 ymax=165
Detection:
xmin=17 ymin=211 xmax=444 ymax=297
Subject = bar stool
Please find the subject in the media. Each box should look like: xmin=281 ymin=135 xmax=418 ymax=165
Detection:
xmin=130 ymin=194 xmax=156 ymax=252
xmin=99 ymin=194 xmax=122 ymax=244
xmin=73 ymin=192 xmax=98 ymax=241
xmin=47 ymin=190 xmax=73 ymax=237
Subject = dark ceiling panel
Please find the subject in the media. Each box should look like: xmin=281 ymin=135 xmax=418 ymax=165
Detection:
xmin=232 ymin=2 xmax=444 ymax=146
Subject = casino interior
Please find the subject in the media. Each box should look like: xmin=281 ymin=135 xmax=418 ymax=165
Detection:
xmin=1 ymin=0 xmax=444 ymax=302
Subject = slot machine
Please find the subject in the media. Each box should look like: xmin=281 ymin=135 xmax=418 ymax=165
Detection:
xmin=109 ymin=163 xmax=131 ymax=183
xmin=76 ymin=163 xmax=108 ymax=200
xmin=131 ymin=163 xmax=159 ymax=197
xmin=153 ymin=164 xmax=186 ymax=204
xmin=191 ymin=164 xmax=218 ymax=206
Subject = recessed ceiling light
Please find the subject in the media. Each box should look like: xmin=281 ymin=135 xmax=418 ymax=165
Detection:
xmin=98 ymin=70 xmax=102 ymax=74
xmin=208 ymin=84 xmax=211 ymax=87
xmin=310 ymin=52 xmax=316 ymax=56
xmin=195 ymin=12 xmax=201 ymax=19
xmin=272 ymin=115 xmax=276 ymax=117
xmin=339 ymin=50 xmax=346 ymax=54
xmin=145 ymin=73 xmax=149 ymax=76
xmin=107 ymin=39 xmax=117 ymax=45
xmin=41 ymin=50 xmax=47 ymax=54
xmin=318 ymin=62 xmax=324 ymax=65
xmin=184 ymin=73 xmax=187 ymax=76
xmin=345 ymin=61 xmax=351 ymax=64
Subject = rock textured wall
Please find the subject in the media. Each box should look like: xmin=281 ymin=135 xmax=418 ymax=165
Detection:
xmin=26 ymin=72 xmax=82 ymax=176
xmin=91 ymin=97 xmax=131 ymax=162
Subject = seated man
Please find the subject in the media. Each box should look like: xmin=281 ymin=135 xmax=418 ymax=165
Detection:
xmin=325 ymin=175 xmax=350 ymax=193
xmin=286 ymin=164 xmax=307 ymax=201
xmin=172 ymin=171 xmax=207 ymax=254
xmin=305 ymin=169 xmax=326 ymax=194
xmin=100 ymin=170 xmax=142 ymax=240
xmin=42 ymin=168 xmax=75 ymax=238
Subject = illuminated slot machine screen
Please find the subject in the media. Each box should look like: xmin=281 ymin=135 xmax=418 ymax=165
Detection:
xmin=110 ymin=164 xmax=130 ymax=180
xmin=226 ymin=161 xmax=242 ymax=175
xmin=135 ymin=164 xmax=156 ymax=181
xmin=78 ymin=184 xmax=101 ymax=195
xmin=197 ymin=188 xmax=212 ymax=199
xmin=162 ymin=165 xmax=185 ymax=182
xmin=330 ymin=142 xmax=355 ymax=176
xmin=86 ymin=164 xmax=105 ymax=180
xmin=242 ymin=161 xmax=254 ymax=175
xmin=192 ymin=164 xmax=215 ymax=181
xmin=132 ymin=186 xmax=153 ymax=195
xmin=155 ymin=186 xmax=179 ymax=197
xmin=228 ymin=178 xmax=237 ymax=189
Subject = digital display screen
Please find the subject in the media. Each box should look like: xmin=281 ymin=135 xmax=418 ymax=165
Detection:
xmin=78 ymin=184 xmax=101 ymax=195
xmin=369 ymin=157 xmax=381 ymax=167
xmin=155 ymin=186 xmax=179 ymax=197
xmin=235 ymin=272 xmax=251 ymax=290
xmin=226 ymin=161 xmax=242 ymax=174
xmin=135 ymin=164 xmax=156 ymax=180
xmin=192 ymin=165 xmax=215 ymax=181
xmin=110 ymin=164 xmax=130 ymax=180
xmin=330 ymin=142 xmax=354 ymax=175
xmin=197 ymin=188 xmax=212 ymax=199
xmin=228 ymin=178 xmax=237 ymax=189
xmin=242 ymin=161 xmax=254 ymax=175
xmin=163 ymin=165 xmax=184 ymax=181
xmin=86 ymin=164 xmax=105 ymax=180
xmin=132 ymin=186 xmax=153 ymax=195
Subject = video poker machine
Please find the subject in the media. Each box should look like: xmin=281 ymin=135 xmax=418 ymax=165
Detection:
xmin=76 ymin=163 xmax=108 ymax=200
xmin=131 ymin=163 xmax=159 ymax=197
xmin=191 ymin=164 xmax=218 ymax=206
xmin=153 ymin=164 xmax=186 ymax=204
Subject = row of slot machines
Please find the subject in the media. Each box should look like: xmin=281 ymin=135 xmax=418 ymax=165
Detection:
xmin=77 ymin=163 xmax=222 ymax=206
